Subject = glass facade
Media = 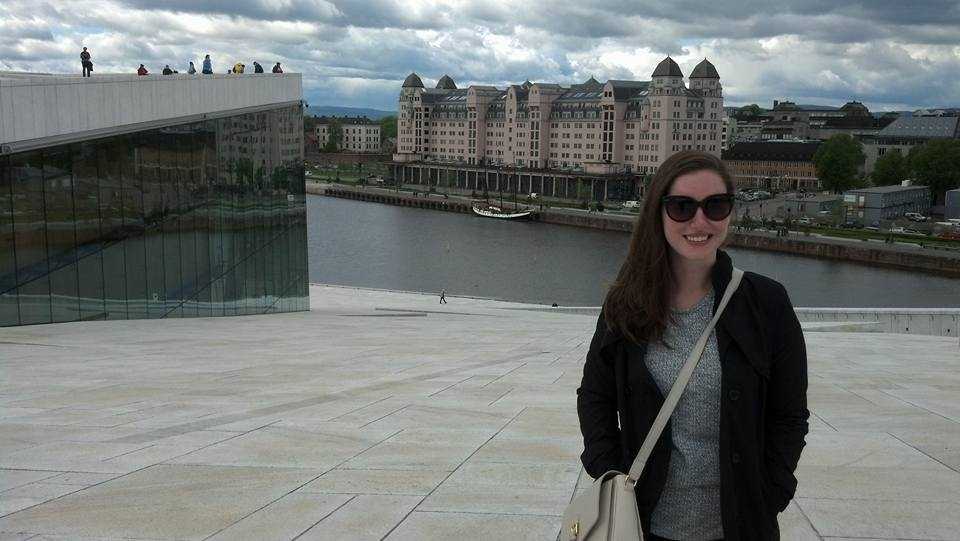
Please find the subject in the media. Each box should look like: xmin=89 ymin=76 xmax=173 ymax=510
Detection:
xmin=0 ymin=105 xmax=308 ymax=327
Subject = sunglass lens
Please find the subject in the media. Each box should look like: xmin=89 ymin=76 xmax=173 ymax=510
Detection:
xmin=704 ymin=196 xmax=733 ymax=220
xmin=666 ymin=198 xmax=697 ymax=222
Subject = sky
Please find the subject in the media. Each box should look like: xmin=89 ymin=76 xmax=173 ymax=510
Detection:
xmin=2 ymin=0 xmax=959 ymax=113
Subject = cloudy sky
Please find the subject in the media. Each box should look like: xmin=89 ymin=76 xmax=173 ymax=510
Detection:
xmin=2 ymin=0 xmax=959 ymax=112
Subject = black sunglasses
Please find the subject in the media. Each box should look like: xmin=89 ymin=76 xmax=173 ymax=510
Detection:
xmin=661 ymin=194 xmax=735 ymax=222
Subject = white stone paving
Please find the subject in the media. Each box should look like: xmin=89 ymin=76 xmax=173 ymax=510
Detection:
xmin=0 ymin=284 xmax=958 ymax=540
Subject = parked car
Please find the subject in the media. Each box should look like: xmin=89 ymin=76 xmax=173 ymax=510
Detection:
xmin=796 ymin=217 xmax=813 ymax=226
xmin=904 ymin=212 xmax=928 ymax=222
xmin=623 ymin=200 xmax=641 ymax=208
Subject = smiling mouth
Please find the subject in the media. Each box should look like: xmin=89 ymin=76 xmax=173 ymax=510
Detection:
xmin=683 ymin=234 xmax=712 ymax=243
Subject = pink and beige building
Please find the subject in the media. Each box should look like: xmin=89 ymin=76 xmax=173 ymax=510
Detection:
xmin=391 ymin=57 xmax=723 ymax=200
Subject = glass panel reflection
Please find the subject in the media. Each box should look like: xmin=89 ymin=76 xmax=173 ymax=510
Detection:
xmin=0 ymin=104 xmax=307 ymax=327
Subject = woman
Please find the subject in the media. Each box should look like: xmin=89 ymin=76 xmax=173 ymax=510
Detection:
xmin=577 ymin=151 xmax=808 ymax=540
xmin=187 ymin=61 xmax=197 ymax=75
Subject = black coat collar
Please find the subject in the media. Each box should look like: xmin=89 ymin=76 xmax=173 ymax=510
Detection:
xmin=599 ymin=248 xmax=771 ymax=376
xmin=599 ymin=250 xmax=765 ymax=368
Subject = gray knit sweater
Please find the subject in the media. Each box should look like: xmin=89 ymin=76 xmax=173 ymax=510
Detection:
xmin=644 ymin=289 xmax=724 ymax=541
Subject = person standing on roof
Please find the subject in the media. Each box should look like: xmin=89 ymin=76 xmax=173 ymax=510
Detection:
xmin=80 ymin=47 xmax=93 ymax=77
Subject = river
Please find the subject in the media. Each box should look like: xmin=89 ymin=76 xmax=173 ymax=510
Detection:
xmin=307 ymin=195 xmax=960 ymax=308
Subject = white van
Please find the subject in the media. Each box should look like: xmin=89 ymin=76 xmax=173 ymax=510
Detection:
xmin=623 ymin=200 xmax=641 ymax=208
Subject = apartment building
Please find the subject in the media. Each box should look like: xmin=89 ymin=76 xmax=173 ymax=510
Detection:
xmin=394 ymin=57 xmax=723 ymax=181
xmin=316 ymin=116 xmax=381 ymax=153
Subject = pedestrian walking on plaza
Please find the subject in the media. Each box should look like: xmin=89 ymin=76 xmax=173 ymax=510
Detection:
xmin=137 ymin=64 xmax=148 ymax=76
xmin=80 ymin=47 xmax=93 ymax=77
xmin=201 ymin=54 xmax=213 ymax=74
xmin=439 ymin=289 xmax=447 ymax=304
xmin=575 ymin=150 xmax=808 ymax=540
xmin=187 ymin=61 xmax=197 ymax=74
xmin=272 ymin=62 xmax=283 ymax=73
xmin=253 ymin=61 xmax=263 ymax=73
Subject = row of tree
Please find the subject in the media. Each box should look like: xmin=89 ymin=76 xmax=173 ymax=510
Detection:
xmin=813 ymin=134 xmax=960 ymax=201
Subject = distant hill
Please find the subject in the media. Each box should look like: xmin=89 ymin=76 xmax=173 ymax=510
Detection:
xmin=305 ymin=105 xmax=395 ymax=120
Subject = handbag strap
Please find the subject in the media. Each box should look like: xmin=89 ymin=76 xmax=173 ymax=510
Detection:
xmin=625 ymin=267 xmax=744 ymax=486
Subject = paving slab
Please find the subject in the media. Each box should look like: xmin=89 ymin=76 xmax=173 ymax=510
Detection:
xmin=299 ymin=468 xmax=448 ymax=496
xmin=0 ymin=285 xmax=958 ymax=540
xmin=0 ymin=464 xmax=320 ymax=539
xmin=384 ymin=510 xmax=560 ymax=541
xmin=206 ymin=492 xmax=353 ymax=541
xmin=296 ymin=494 xmax=421 ymax=541
xmin=797 ymin=498 xmax=960 ymax=540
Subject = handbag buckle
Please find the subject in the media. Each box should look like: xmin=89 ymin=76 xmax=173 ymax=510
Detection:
xmin=625 ymin=475 xmax=638 ymax=488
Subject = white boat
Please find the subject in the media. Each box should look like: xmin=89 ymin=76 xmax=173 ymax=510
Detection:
xmin=472 ymin=204 xmax=533 ymax=220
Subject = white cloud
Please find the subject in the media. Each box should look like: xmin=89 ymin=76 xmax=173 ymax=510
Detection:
xmin=0 ymin=0 xmax=958 ymax=111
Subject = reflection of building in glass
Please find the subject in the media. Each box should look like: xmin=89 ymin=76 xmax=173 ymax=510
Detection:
xmin=0 ymin=74 xmax=307 ymax=327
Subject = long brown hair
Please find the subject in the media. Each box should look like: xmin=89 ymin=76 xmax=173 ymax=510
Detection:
xmin=602 ymin=150 xmax=734 ymax=345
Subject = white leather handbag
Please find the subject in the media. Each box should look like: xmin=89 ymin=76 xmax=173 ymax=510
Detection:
xmin=563 ymin=268 xmax=744 ymax=540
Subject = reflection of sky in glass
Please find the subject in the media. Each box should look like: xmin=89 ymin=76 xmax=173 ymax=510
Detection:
xmin=309 ymin=196 xmax=960 ymax=308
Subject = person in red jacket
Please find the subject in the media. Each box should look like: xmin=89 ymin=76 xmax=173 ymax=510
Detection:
xmin=137 ymin=64 xmax=148 ymax=76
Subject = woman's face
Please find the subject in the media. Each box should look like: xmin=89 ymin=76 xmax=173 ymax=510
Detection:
xmin=661 ymin=169 xmax=731 ymax=265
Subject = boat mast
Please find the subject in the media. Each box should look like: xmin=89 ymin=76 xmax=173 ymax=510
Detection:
xmin=498 ymin=165 xmax=503 ymax=209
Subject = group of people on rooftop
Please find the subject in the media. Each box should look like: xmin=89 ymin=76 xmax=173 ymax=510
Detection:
xmin=79 ymin=48 xmax=282 ymax=77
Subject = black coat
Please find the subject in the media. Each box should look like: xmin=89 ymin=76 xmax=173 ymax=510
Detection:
xmin=577 ymin=250 xmax=808 ymax=540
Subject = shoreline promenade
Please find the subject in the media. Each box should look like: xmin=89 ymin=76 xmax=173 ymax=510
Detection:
xmin=1 ymin=285 xmax=959 ymax=540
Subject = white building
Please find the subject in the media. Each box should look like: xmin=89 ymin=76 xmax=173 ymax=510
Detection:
xmin=316 ymin=117 xmax=381 ymax=153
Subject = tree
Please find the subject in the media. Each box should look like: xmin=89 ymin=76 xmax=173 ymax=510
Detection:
xmin=813 ymin=134 xmax=865 ymax=193
xmin=303 ymin=115 xmax=320 ymax=131
xmin=735 ymin=104 xmax=765 ymax=120
xmin=322 ymin=120 xmax=342 ymax=153
xmin=908 ymin=139 xmax=960 ymax=204
xmin=871 ymin=149 xmax=909 ymax=186
xmin=379 ymin=116 xmax=397 ymax=140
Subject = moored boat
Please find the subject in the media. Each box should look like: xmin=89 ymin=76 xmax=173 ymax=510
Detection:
xmin=472 ymin=204 xmax=533 ymax=220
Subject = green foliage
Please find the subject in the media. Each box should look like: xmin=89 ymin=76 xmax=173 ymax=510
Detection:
xmin=813 ymin=134 xmax=865 ymax=193
xmin=322 ymin=120 xmax=343 ymax=153
xmin=871 ymin=149 xmax=909 ymax=186
xmin=380 ymin=116 xmax=397 ymax=140
xmin=735 ymin=104 xmax=765 ymax=119
xmin=907 ymin=139 xmax=960 ymax=202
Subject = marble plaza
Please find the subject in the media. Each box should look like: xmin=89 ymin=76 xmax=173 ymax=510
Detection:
xmin=1 ymin=285 xmax=959 ymax=540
